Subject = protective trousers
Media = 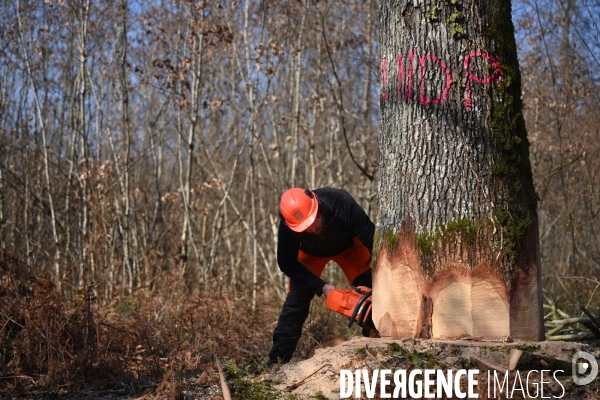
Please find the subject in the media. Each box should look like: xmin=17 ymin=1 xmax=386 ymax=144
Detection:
xmin=268 ymin=238 xmax=372 ymax=365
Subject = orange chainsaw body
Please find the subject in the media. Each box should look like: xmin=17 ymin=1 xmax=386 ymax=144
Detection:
xmin=325 ymin=286 xmax=372 ymax=327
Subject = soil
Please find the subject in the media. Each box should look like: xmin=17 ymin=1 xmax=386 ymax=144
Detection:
xmin=70 ymin=336 xmax=599 ymax=399
xmin=261 ymin=337 xmax=600 ymax=400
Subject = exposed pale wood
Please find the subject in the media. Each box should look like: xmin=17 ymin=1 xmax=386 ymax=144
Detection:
xmin=508 ymin=349 xmax=523 ymax=371
xmin=372 ymin=255 xmax=420 ymax=338
xmin=548 ymin=332 xmax=593 ymax=341
xmin=472 ymin=358 xmax=506 ymax=374
xmin=373 ymin=241 xmax=541 ymax=339
xmin=511 ymin=351 xmax=571 ymax=374
xmin=215 ymin=358 xmax=232 ymax=400
xmin=430 ymin=269 xmax=510 ymax=339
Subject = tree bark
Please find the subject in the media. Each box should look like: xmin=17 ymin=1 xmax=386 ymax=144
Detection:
xmin=373 ymin=0 xmax=544 ymax=341
xmin=77 ymin=0 xmax=91 ymax=288
xmin=16 ymin=0 xmax=61 ymax=287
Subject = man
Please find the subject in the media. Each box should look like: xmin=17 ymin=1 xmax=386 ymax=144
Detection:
xmin=268 ymin=187 xmax=375 ymax=366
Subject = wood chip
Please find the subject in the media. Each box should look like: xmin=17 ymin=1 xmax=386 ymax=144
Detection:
xmin=508 ymin=349 xmax=523 ymax=371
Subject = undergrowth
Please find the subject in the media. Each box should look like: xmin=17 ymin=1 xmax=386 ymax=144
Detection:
xmin=0 ymin=252 xmax=355 ymax=398
xmin=224 ymin=358 xmax=299 ymax=400
xmin=0 ymin=253 xmax=275 ymax=398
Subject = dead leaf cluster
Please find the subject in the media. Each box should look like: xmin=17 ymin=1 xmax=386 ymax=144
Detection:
xmin=0 ymin=252 xmax=275 ymax=399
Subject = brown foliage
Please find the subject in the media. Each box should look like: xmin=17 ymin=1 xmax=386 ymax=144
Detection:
xmin=1 ymin=0 xmax=599 ymax=396
xmin=516 ymin=0 xmax=600 ymax=312
xmin=0 ymin=252 xmax=278 ymax=398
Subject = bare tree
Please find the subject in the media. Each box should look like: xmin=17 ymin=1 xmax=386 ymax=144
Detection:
xmin=16 ymin=0 xmax=62 ymax=287
xmin=517 ymin=0 xmax=600 ymax=312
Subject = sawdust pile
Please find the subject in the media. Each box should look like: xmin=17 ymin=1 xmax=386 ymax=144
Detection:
xmin=258 ymin=337 xmax=600 ymax=400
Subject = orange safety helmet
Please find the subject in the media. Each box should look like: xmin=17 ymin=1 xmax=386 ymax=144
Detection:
xmin=279 ymin=188 xmax=319 ymax=232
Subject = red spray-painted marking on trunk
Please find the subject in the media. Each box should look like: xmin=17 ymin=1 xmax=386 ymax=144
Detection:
xmin=381 ymin=50 xmax=502 ymax=108
xmin=397 ymin=51 xmax=415 ymax=102
xmin=419 ymin=55 xmax=452 ymax=105
xmin=407 ymin=51 xmax=414 ymax=102
xmin=380 ymin=58 xmax=389 ymax=101
xmin=463 ymin=51 xmax=502 ymax=109
xmin=397 ymin=54 xmax=405 ymax=102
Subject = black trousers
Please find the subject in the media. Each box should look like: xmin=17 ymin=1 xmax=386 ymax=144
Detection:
xmin=268 ymin=269 xmax=372 ymax=365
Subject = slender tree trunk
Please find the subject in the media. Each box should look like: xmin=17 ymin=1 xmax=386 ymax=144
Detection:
xmin=361 ymin=0 xmax=376 ymax=216
xmin=64 ymin=30 xmax=79 ymax=284
xmin=78 ymin=0 xmax=91 ymax=287
xmin=16 ymin=0 xmax=61 ymax=287
xmin=251 ymin=149 xmax=258 ymax=311
xmin=119 ymin=0 xmax=134 ymax=294
xmin=557 ymin=0 xmax=577 ymax=272
xmin=288 ymin=0 xmax=308 ymax=187
xmin=88 ymin=62 xmax=104 ymax=294
xmin=308 ymin=31 xmax=322 ymax=190
xmin=373 ymin=0 xmax=544 ymax=341
xmin=64 ymin=105 xmax=77 ymax=282
xmin=148 ymin=98 xmax=167 ymax=286
xmin=180 ymin=4 xmax=204 ymax=275
xmin=0 ymin=57 xmax=8 ymax=251
xmin=0 ymin=166 xmax=4 ymax=251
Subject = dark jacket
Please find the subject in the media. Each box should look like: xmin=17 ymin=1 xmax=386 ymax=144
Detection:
xmin=277 ymin=188 xmax=375 ymax=295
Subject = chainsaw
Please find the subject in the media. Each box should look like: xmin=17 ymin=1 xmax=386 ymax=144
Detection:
xmin=325 ymin=286 xmax=372 ymax=328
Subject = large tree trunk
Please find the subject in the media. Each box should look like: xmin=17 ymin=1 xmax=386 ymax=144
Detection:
xmin=373 ymin=0 xmax=544 ymax=341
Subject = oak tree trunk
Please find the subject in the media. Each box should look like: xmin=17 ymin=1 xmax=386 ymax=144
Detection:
xmin=373 ymin=0 xmax=544 ymax=341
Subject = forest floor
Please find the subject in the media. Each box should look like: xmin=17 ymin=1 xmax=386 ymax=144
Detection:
xmin=2 ymin=253 xmax=600 ymax=399
xmin=19 ymin=336 xmax=595 ymax=400
xmin=263 ymin=337 xmax=600 ymax=399
xmin=122 ymin=336 xmax=600 ymax=400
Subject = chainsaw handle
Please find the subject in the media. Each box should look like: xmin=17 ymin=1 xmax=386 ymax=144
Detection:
xmin=356 ymin=302 xmax=372 ymax=327
xmin=347 ymin=290 xmax=372 ymax=328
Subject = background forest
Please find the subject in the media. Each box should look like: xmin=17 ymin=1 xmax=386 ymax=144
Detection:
xmin=0 ymin=0 xmax=599 ymax=397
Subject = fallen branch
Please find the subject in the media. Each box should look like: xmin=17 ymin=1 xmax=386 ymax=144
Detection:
xmin=285 ymin=364 xmax=330 ymax=392
xmin=471 ymin=358 xmax=506 ymax=374
xmin=580 ymin=306 xmax=600 ymax=338
xmin=0 ymin=375 xmax=35 ymax=383
xmin=543 ymin=294 xmax=600 ymax=342
xmin=547 ymin=331 xmax=593 ymax=341
xmin=365 ymin=344 xmax=387 ymax=369
xmin=546 ymin=316 xmax=600 ymax=325
xmin=215 ymin=358 xmax=232 ymax=400
xmin=546 ymin=323 xmax=567 ymax=337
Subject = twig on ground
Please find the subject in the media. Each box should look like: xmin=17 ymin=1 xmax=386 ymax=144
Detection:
xmin=547 ymin=315 xmax=600 ymax=325
xmin=547 ymin=331 xmax=593 ymax=341
xmin=365 ymin=344 xmax=387 ymax=369
xmin=284 ymin=364 xmax=330 ymax=392
xmin=546 ymin=323 xmax=567 ymax=336
xmin=215 ymin=357 xmax=232 ymax=400
xmin=580 ymin=306 xmax=600 ymax=338
xmin=0 ymin=375 xmax=35 ymax=382
xmin=543 ymin=294 xmax=600 ymax=341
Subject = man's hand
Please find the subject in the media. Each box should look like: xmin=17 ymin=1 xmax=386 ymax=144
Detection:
xmin=322 ymin=283 xmax=335 ymax=298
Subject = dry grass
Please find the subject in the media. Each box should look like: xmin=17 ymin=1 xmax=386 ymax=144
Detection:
xmin=0 ymin=252 xmax=355 ymax=398
xmin=3 ymin=250 xmax=599 ymax=399
xmin=0 ymin=253 xmax=276 ymax=398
